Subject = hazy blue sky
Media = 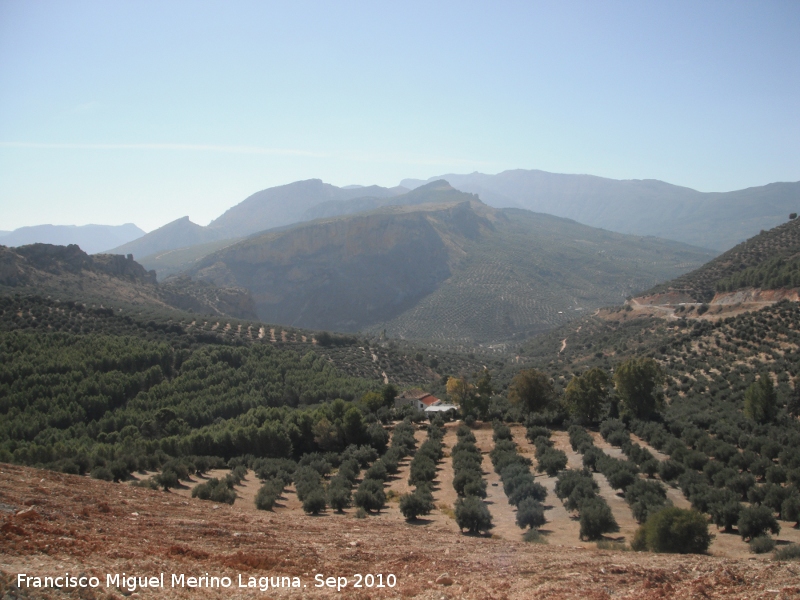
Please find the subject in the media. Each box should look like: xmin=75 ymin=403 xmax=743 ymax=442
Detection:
xmin=1 ymin=1 xmax=798 ymax=232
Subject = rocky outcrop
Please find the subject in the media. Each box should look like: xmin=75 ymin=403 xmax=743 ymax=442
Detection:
xmin=0 ymin=243 xmax=257 ymax=320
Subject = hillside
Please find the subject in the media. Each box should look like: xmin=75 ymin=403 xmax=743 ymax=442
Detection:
xmin=5 ymin=462 xmax=795 ymax=600
xmin=106 ymin=216 xmax=228 ymax=258
xmin=184 ymin=190 xmax=715 ymax=343
xmin=0 ymin=243 xmax=257 ymax=320
xmin=208 ymin=178 xmax=408 ymax=238
xmin=1 ymin=223 xmax=144 ymax=254
xmin=641 ymin=215 xmax=800 ymax=303
xmin=136 ymin=237 xmax=246 ymax=279
xmin=402 ymin=169 xmax=800 ymax=251
xmin=302 ymin=179 xmax=476 ymax=220
xmin=105 ymin=181 xmax=410 ymax=270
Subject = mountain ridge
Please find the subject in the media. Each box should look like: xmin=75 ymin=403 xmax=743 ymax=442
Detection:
xmin=401 ymin=169 xmax=800 ymax=251
xmin=182 ymin=189 xmax=716 ymax=343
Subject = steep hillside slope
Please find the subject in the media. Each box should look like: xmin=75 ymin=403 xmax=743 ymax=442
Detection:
xmin=1 ymin=223 xmax=144 ymax=254
xmin=403 ymin=169 xmax=800 ymax=251
xmin=0 ymin=243 xmax=257 ymax=319
xmin=106 ymin=216 xmax=227 ymax=258
xmin=136 ymin=237 xmax=245 ymax=280
xmin=189 ymin=200 xmax=489 ymax=333
xmin=641 ymin=215 xmax=800 ymax=303
xmin=375 ymin=208 xmax=713 ymax=343
xmin=185 ymin=195 xmax=715 ymax=343
xmin=105 ymin=180 xmax=409 ymax=265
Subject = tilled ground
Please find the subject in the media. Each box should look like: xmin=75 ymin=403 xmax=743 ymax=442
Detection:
xmin=2 ymin=463 xmax=800 ymax=600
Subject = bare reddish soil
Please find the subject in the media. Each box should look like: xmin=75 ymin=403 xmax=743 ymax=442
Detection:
xmin=3 ymin=461 xmax=800 ymax=600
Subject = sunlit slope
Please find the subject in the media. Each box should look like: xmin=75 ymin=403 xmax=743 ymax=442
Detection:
xmin=642 ymin=214 xmax=800 ymax=303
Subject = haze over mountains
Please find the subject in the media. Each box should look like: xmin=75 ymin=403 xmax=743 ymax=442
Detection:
xmin=5 ymin=168 xmax=798 ymax=343
xmin=181 ymin=183 xmax=715 ymax=343
xmin=402 ymin=170 xmax=800 ymax=251
xmin=0 ymin=223 xmax=144 ymax=255
xmin=105 ymin=179 xmax=410 ymax=261
xmin=102 ymin=169 xmax=798 ymax=269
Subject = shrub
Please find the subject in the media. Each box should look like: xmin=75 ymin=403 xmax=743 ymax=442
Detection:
xmin=302 ymin=489 xmax=327 ymax=515
xmin=536 ymin=449 xmax=568 ymax=477
xmin=658 ymin=460 xmax=685 ymax=482
xmin=192 ymin=478 xmax=236 ymax=505
xmin=774 ymin=544 xmax=800 ymax=561
xmin=579 ymin=497 xmax=619 ymax=541
xmin=454 ymin=496 xmax=492 ymax=534
xmin=399 ymin=489 xmax=434 ymax=521
xmin=632 ymin=507 xmax=711 ymax=554
xmin=327 ymin=484 xmax=351 ymax=513
xmin=749 ymin=535 xmax=776 ymax=554
xmin=507 ymin=479 xmax=547 ymax=506
xmin=738 ymin=505 xmax=780 ymax=541
xmin=522 ymin=528 xmax=547 ymax=544
xmin=254 ymin=478 xmax=283 ymax=511
xmin=709 ymin=500 xmax=743 ymax=533
xmin=354 ymin=479 xmax=385 ymax=513
xmin=90 ymin=466 xmax=114 ymax=482
xmin=516 ymin=497 xmax=546 ymax=530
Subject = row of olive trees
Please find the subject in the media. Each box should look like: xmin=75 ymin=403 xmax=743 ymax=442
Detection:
xmin=451 ymin=425 xmax=492 ymax=534
xmin=489 ymin=421 xmax=547 ymax=536
xmin=399 ymin=421 xmax=444 ymax=521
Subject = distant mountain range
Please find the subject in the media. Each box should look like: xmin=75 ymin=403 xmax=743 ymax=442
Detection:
xmin=0 ymin=223 xmax=144 ymax=255
xmin=181 ymin=183 xmax=715 ymax=343
xmin=104 ymin=179 xmax=409 ymax=264
xmin=401 ymin=170 xmax=800 ymax=251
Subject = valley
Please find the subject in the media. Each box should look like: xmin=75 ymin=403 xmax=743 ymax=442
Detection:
xmin=2 ymin=181 xmax=800 ymax=598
